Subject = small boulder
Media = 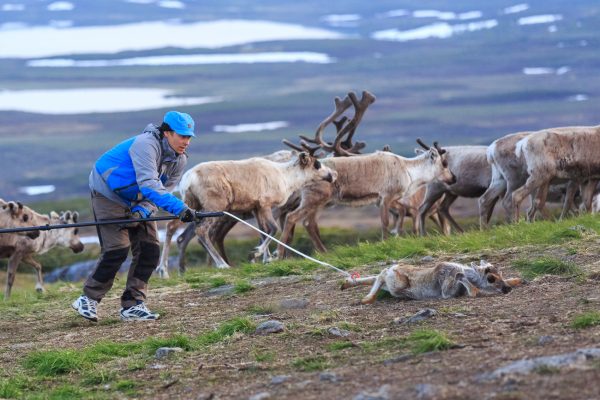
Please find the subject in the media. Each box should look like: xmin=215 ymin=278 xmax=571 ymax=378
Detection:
xmin=255 ymin=320 xmax=285 ymax=335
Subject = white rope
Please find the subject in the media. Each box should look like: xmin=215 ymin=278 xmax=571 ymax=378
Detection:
xmin=222 ymin=211 xmax=350 ymax=277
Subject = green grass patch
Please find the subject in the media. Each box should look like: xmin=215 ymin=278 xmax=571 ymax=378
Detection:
xmin=327 ymin=341 xmax=355 ymax=351
xmin=24 ymin=349 xmax=87 ymax=376
xmin=233 ymin=280 xmax=255 ymax=294
xmin=252 ymin=350 xmax=276 ymax=362
xmin=406 ymin=329 xmax=455 ymax=354
xmin=144 ymin=334 xmax=195 ymax=353
xmin=197 ymin=317 xmax=256 ymax=346
xmin=246 ymin=304 xmax=275 ymax=315
xmin=291 ymin=355 xmax=329 ymax=372
xmin=82 ymin=369 xmax=117 ymax=386
xmin=570 ymin=311 xmax=600 ymax=329
xmin=513 ymin=256 xmax=582 ymax=280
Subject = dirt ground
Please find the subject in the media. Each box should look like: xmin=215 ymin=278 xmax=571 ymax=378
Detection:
xmin=2 ymin=236 xmax=600 ymax=399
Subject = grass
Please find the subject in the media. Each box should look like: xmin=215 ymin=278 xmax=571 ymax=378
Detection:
xmin=406 ymin=329 xmax=455 ymax=354
xmin=233 ymin=280 xmax=255 ymax=294
xmin=291 ymin=355 xmax=329 ymax=372
xmin=513 ymin=256 xmax=583 ymax=280
xmin=327 ymin=341 xmax=355 ymax=351
xmin=570 ymin=311 xmax=600 ymax=329
xmin=24 ymin=349 xmax=88 ymax=376
xmin=197 ymin=317 xmax=256 ymax=346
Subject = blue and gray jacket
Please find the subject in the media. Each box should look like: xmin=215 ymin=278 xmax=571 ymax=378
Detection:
xmin=89 ymin=124 xmax=187 ymax=216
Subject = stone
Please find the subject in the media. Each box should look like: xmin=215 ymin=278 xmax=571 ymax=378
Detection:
xmin=248 ymin=392 xmax=270 ymax=400
xmin=328 ymin=327 xmax=351 ymax=337
xmin=270 ymin=375 xmax=290 ymax=385
xmin=255 ymin=320 xmax=285 ymax=335
xmin=395 ymin=308 xmax=437 ymax=324
xmin=319 ymin=371 xmax=339 ymax=382
xmin=279 ymin=298 xmax=309 ymax=309
xmin=353 ymin=384 xmax=390 ymax=400
xmin=155 ymin=347 xmax=183 ymax=359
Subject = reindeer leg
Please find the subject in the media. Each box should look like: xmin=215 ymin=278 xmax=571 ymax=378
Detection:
xmin=23 ymin=254 xmax=44 ymax=293
xmin=438 ymin=193 xmax=461 ymax=234
xmin=340 ymin=275 xmax=377 ymax=290
xmin=157 ymin=219 xmax=184 ymax=279
xmin=417 ymin=184 xmax=444 ymax=236
xmin=304 ymin=212 xmax=327 ymax=253
xmin=5 ymin=252 xmax=23 ymax=299
xmin=512 ymin=176 xmax=548 ymax=223
xmin=581 ymin=179 xmax=598 ymax=214
xmin=559 ymin=181 xmax=578 ymax=220
xmin=360 ymin=268 xmax=391 ymax=304
xmin=251 ymin=208 xmax=279 ymax=263
xmin=174 ymin=221 xmax=197 ymax=273
xmin=504 ymin=277 xmax=523 ymax=287
xmin=454 ymin=273 xmax=480 ymax=298
xmin=479 ymin=173 xmax=506 ymax=229
xmin=379 ymin=196 xmax=395 ymax=240
xmin=196 ymin=218 xmax=230 ymax=269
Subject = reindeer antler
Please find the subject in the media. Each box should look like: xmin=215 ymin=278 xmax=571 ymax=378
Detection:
xmin=333 ymin=91 xmax=376 ymax=157
xmin=416 ymin=138 xmax=430 ymax=151
xmin=282 ymin=139 xmax=324 ymax=158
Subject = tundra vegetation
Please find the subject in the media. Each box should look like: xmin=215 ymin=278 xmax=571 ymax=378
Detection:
xmin=2 ymin=213 xmax=600 ymax=399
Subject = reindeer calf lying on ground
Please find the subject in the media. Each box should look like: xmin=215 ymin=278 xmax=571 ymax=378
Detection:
xmin=341 ymin=260 xmax=521 ymax=304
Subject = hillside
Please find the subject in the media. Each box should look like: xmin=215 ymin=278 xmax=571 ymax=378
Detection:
xmin=1 ymin=215 xmax=600 ymax=399
xmin=1 ymin=0 xmax=600 ymax=199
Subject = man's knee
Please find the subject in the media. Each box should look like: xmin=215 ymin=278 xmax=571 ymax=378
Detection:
xmin=133 ymin=241 xmax=160 ymax=282
xmin=91 ymin=247 xmax=130 ymax=283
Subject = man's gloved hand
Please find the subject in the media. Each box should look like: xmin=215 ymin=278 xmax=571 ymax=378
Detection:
xmin=131 ymin=205 xmax=153 ymax=220
xmin=178 ymin=207 xmax=195 ymax=223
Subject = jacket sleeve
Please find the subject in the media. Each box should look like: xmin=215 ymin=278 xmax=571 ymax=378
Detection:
xmin=129 ymin=137 xmax=186 ymax=216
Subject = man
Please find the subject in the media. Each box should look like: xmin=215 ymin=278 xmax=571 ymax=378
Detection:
xmin=72 ymin=111 xmax=197 ymax=322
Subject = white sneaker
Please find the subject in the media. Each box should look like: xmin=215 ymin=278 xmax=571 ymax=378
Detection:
xmin=72 ymin=295 xmax=98 ymax=322
xmin=120 ymin=302 xmax=160 ymax=321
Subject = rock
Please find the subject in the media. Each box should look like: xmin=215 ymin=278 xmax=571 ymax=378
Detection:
xmin=414 ymin=384 xmax=437 ymax=399
xmin=421 ymin=256 xmax=434 ymax=262
xmin=328 ymin=327 xmax=351 ymax=337
xmin=395 ymin=308 xmax=437 ymax=324
xmin=255 ymin=320 xmax=285 ymax=335
xmin=270 ymin=375 xmax=290 ymax=385
xmin=195 ymin=394 xmax=214 ymax=400
xmin=319 ymin=372 xmax=339 ymax=382
xmin=353 ymin=384 xmax=390 ymax=400
xmin=279 ymin=298 xmax=309 ymax=309
xmin=383 ymin=353 xmax=413 ymax=366
xmin=478 ymin=348 xmax=600 ymax=381
xmin=537 ymin=335 xmax=554 ymax=346
xmin=155 ymin=347 xmax=183 ymax=359
xmin=248 ymin=392 xmax=270 ymax=400
xmin=206 ymin=285 xmax=235 ymax=297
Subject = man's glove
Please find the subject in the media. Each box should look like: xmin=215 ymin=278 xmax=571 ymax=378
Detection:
xmin=131 ymin=205 xmax=153 ymax=220
xmin=178 ymin=207 xmax=195 ymax=223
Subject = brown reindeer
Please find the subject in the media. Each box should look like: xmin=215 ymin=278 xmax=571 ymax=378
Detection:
xmin=1 ymin=206 xmax=84 ymax=299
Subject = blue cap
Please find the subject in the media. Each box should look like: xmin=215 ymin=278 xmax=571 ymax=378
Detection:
xmin=163 ymin=111 xmax=195 ymax=137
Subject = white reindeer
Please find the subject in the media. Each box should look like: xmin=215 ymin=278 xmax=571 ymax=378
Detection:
xmin=157 ymin=151 xmax=336 ymax=271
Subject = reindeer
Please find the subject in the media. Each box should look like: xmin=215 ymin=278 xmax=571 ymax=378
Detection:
xmin=1 ymin=206 xmax=84 ymax=299
xmin=341 ymin=260 xmax=521 ymax=305
xmin=510 ymin=126 xmax=600 ymax=222
xmin=156 ymin=150 xmax=299 ymax=277
xmin=0 ymin=199 xmax=40 ymax=239
xmin=388 ymin=186 xmax=443 ymax=236
xmin=157 ymin=151 xmax=335 ymax=270
xmin=415 ymin=145 xmax=491 ymax=235
xmin=276 ymin=93 xmax=456 ymax=257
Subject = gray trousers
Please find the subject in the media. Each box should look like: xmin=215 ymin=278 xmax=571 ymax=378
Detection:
xmin=83 ymin=191 xmax=160 ymax=308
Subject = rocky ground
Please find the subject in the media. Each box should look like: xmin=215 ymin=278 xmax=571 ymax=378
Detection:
xmin=2 ymin=234 xmax=600 ymax=399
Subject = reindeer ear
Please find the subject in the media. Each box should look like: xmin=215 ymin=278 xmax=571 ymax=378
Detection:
xmin=22 ymin=214 xmax=29 ymax=222
xmin=50 ymin=211 xmax=60 ymax=219
xmin=73 ymin=212 xmax=79 ymax=223
xmin=414 ymin=148 xmax=426 ymax=155
xmin=299 ymin=151 xmax=309 ymax=167
xmin=64 ymin=211 xmax=72 ymax=221
xmin=8 ymin=202 xmax=15 ymax=211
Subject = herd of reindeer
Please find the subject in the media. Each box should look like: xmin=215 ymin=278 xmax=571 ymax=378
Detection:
xmin=1 ymin=90 xmax=600 ymax=298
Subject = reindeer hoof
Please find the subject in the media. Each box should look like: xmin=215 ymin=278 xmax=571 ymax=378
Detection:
xmin=35 ymin=286 xmax=45 ymax=293
xmin=340 ymin=280 xmax=352 ymax=291
xmin=360 ymin=296 xmax=376 ymax=305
